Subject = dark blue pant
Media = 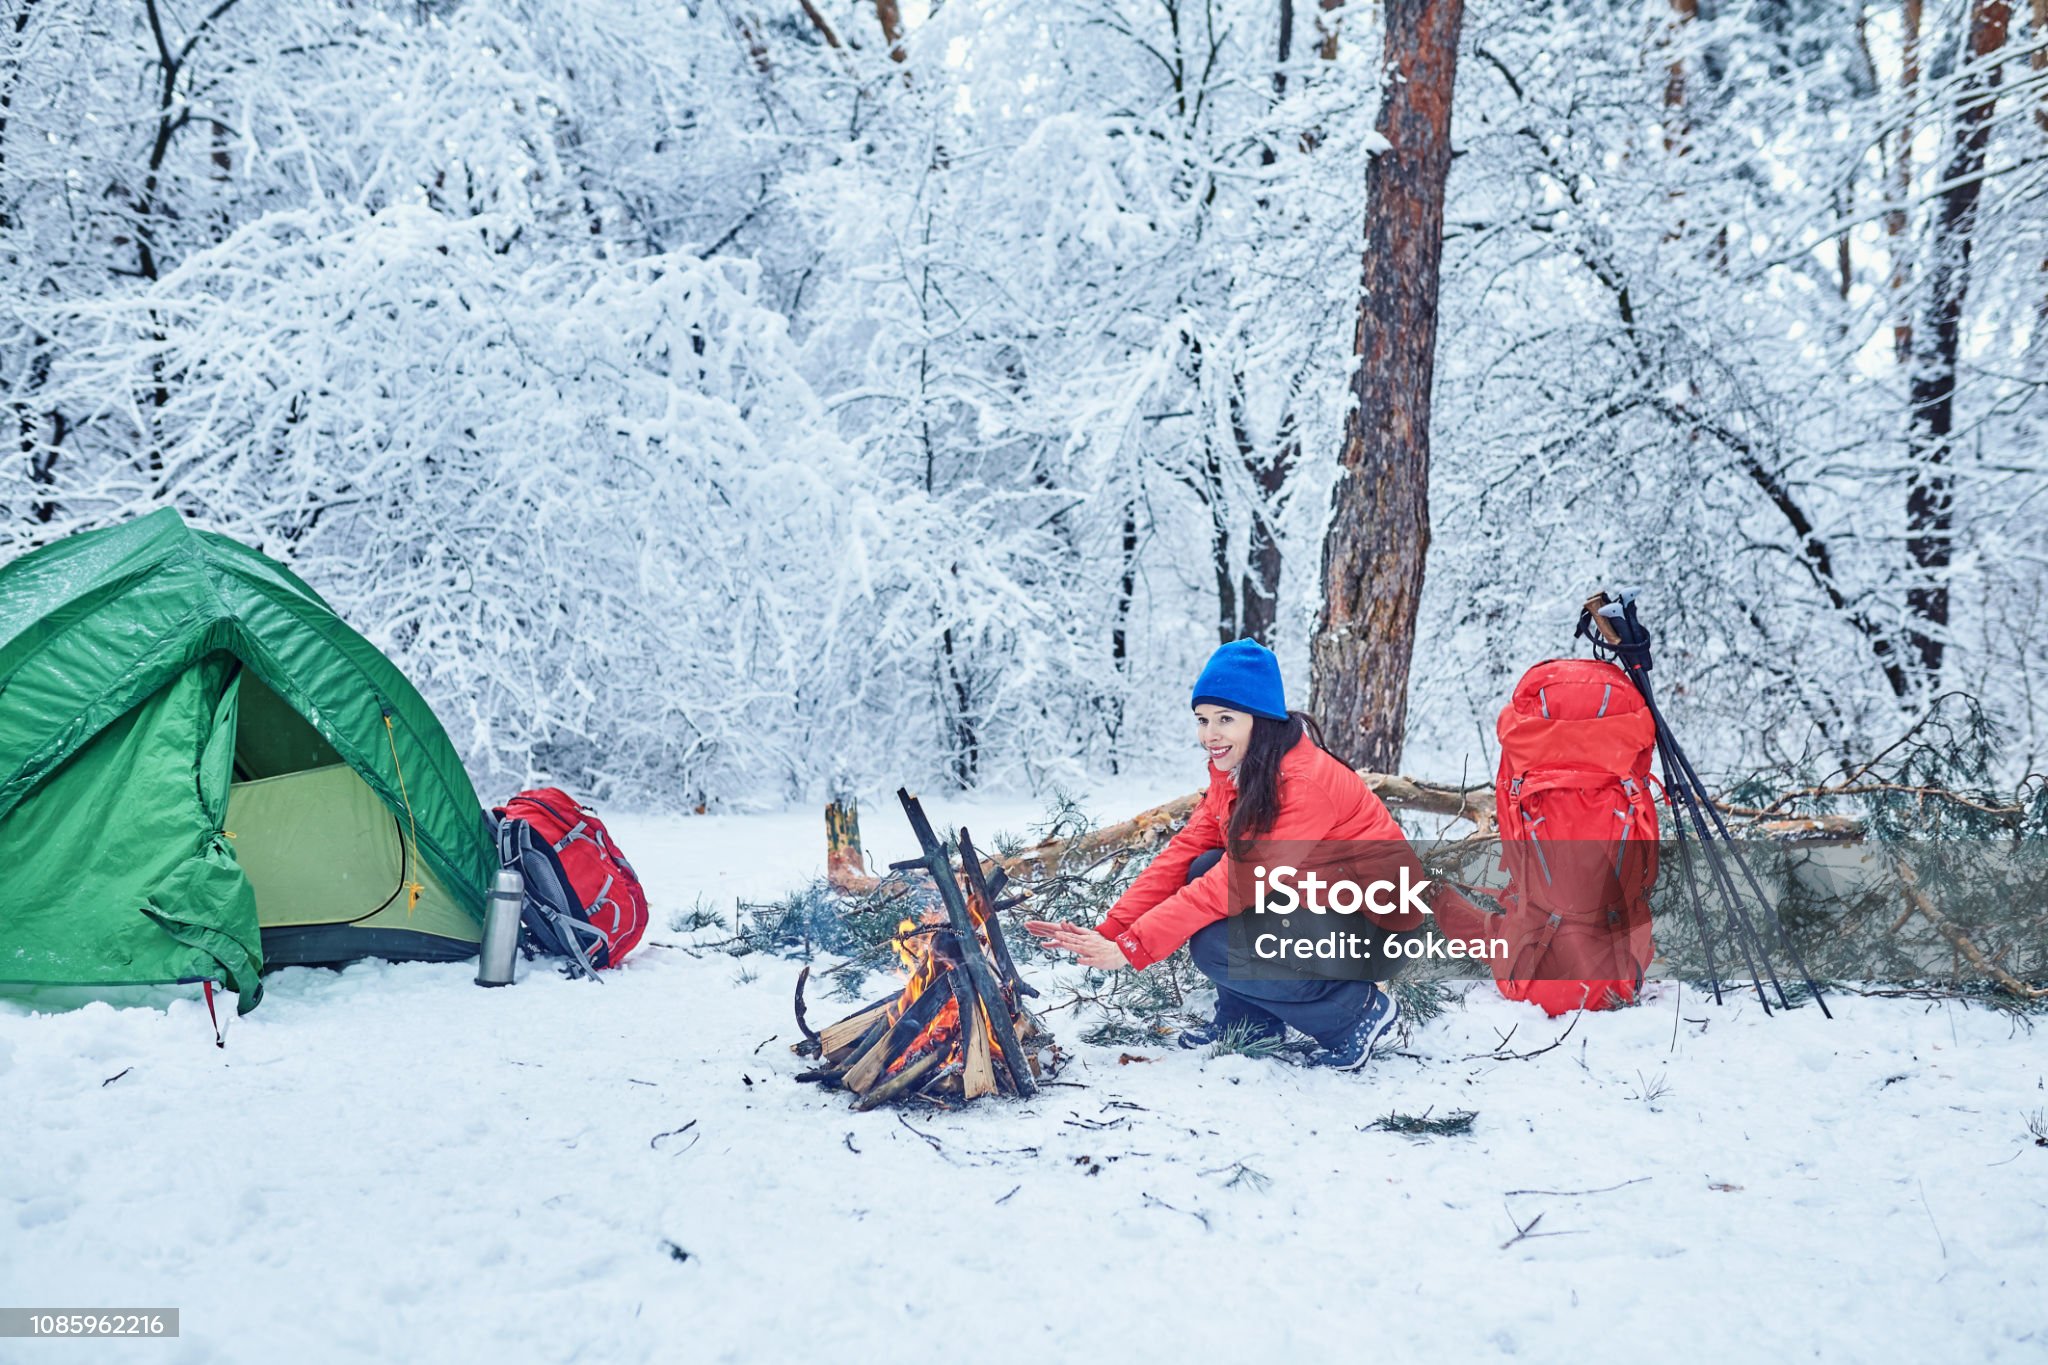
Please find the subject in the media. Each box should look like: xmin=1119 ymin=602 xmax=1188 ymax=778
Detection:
xmin=1183 ymin=848 xmax=1373 ymax=1046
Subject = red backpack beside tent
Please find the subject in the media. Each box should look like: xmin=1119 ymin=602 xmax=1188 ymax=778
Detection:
xmin=494 ymin=788 xmax=649 ymax=975
xmin=1488 ymin=658 xmax=1659 ymax=1015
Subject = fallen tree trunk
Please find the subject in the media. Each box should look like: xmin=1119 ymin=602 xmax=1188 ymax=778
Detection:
xmin=998 ymin=771 xmax=1497 ymax=882
xmin=1893 ymin=856 xmax=2047 ymax=1000
xmin=1741 ymin=813 xmax=1867 ymax=841
xmin=820 ymin=774 xmax=1898 ymax=896
xmin=996 ymin=778 xmax=1882 ymax=873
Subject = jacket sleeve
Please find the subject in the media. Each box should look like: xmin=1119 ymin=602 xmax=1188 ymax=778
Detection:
xmin=1338 ymin=786 xmax=1431 ymax=933
xmin=1094 ymin=786 xmax=1225 ymax=941
xmin=1105 ymin=786 xmax=1345 ymax=970
xmin=1105 ymin=769 xmax=1428 ymax=970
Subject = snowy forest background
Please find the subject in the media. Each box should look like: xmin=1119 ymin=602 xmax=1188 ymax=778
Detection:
xmin=2 ymin=0 xmax=2043 ymax=810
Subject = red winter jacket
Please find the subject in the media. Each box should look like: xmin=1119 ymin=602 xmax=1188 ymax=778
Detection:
xmin=1094 ymin=734 xmax=1424 ymax=969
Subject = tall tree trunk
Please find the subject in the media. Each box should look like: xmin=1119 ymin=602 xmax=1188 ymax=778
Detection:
xmin=874 ymin=0 xmax=907 ymax=63
xmin=0 ymin=0 xmax=41 ymax=234
xmin=1276 ymin=0 xmax=1295 ymax=92
xmin=1106 ymin=496 xmax=1138 ymax=769
xmin=1212 ymin=0 xmax=1322 ymax=650
xmin=1834 ymin=181 xmax=1855 ymax=299
xmin=1890 ymin=0 xmax=1924 ymax=365
xmin=1231 ymin=382 xmax=1292 ymax=647
xmin=1206 ymin=438 xmax=1238 ymax=645
xmin=1184 ymin=336 xmax=1244 ymax=645
xmin=1316 ymin=0 xmax=1346 ymax=60
xmin=2033 ymin=0 xmax=2048 ymax=129
xmin=1904 ymin=0 xmax=2011 ymax=684
xmin=1663 ymin=0 xmax=1698 ymax=148
xmin=914 ymin=227 xmax=975 ymax=784
xmin=1218 ymin=0 xmax=1301 ymax=648
xmin=795 ymin=0 xmax=846 ymax=51
xmin=939 ymin=620 xmax=978 ymax=784
xmin=3 ymin=0 xmax=54 ymax=524
xmin=1309 ymin=0 xmax=1463 ymax=771
xmin=2030 ymin=0 xmax=2047 ymax=320
xmin=1661 ymin=0 xmax=1732 ymax=264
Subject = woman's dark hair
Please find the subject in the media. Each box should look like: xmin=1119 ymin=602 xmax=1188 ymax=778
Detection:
xmin=1225 ymin=709 xmax=1329 ymax=856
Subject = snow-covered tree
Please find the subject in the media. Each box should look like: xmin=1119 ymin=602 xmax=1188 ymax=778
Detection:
xmin=4 ymin=0 xmax=2044 ymax=804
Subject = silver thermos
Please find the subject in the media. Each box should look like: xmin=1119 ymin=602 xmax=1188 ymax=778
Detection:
xmin=476 ymin=867 xmax=524 ymax=987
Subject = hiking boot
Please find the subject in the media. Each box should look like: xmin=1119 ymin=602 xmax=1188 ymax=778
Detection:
xmin=1177 ymin=1016 xmax=1285 ymax=1050
xmin=1306 ymin=985 xmax=1401 ymax=1071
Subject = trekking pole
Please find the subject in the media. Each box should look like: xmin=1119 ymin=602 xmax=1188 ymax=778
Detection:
xmin=1575 ymin=594 xmax=1746 ymax=1006
xmin=1648 ymin=716 xmax=1832 ymax=1017
xmin=1602 ymin=600 xmax=1832 ymax=1017
xmin=1653 ymin=721 xmax=1787 ymax=1012
xmin=1585 ymin=599 xmax=1793 ymax=1010
xmin=1580 ymin=592 xmax=1833 ymax=1017
xmin=1590 ymin=592 xmax=1832 ymax=1015
xmin=1655 ymin=733 xmax=1727 ymax=1006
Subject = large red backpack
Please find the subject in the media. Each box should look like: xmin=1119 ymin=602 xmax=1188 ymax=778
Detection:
xmin=494 ymin=789 xmax=649 ymax=973
xmin=1491 ymin=659 xmax=1659 ymax=1015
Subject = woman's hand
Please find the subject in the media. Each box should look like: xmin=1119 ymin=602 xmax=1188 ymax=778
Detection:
xmin=1025 ymin=920 xmax=1130 ymax=971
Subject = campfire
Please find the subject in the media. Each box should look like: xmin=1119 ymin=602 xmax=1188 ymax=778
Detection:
xmin=794 ymin=790 xmax=1060 ymax=1110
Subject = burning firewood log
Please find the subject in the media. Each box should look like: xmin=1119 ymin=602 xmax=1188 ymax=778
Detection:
xmin=795 ymin=790 xmax=1061 ymax=1108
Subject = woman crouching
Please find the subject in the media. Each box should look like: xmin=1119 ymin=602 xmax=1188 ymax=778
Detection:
xmin=1027 ymin=640 xmax=1423 ymax=1070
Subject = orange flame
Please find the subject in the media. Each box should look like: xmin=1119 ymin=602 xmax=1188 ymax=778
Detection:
xmin=890 ymin=918 xmax=921 ymax=971
xmin=878 ymin=908 xmax=1013 ymax=1078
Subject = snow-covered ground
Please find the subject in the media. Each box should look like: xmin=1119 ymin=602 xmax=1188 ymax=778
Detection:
xmin=5 ymin=788 xmax=2046 ymax=1364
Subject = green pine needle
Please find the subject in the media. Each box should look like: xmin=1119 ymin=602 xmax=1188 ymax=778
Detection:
xmin=1369 ymin=1108 xmax=1477 ymax=1137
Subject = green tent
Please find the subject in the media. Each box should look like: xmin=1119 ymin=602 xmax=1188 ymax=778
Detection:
xmin=0 ymin=509 xmax=494 ymax=1012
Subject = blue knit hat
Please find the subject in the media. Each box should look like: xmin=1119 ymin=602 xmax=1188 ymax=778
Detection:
xmin=1191 ymin=640 xmax=1288 ymax=721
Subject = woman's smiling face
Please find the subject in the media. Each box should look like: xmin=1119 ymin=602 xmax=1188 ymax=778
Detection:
xmin=1193 ymin=704 xmax=1255 ymax=773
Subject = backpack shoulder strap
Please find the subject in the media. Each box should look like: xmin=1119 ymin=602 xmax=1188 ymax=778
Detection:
xmin=496 ymin=817 xmax=607 ymax=978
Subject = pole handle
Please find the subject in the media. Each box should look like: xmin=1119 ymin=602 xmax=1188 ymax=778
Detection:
xmin=1582 ymin=591 xmax=1623 ymax=646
